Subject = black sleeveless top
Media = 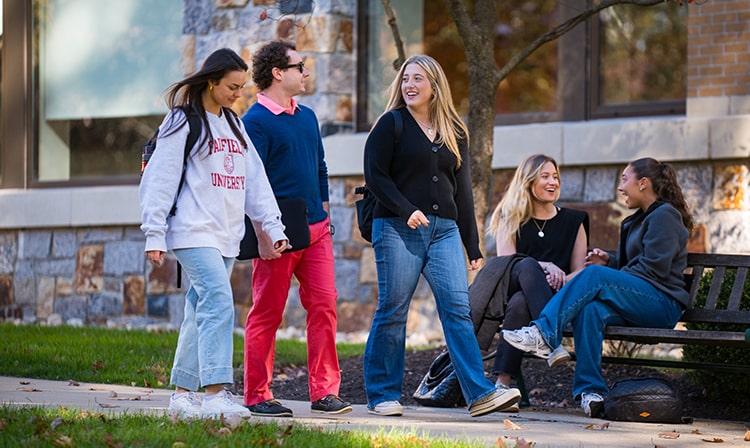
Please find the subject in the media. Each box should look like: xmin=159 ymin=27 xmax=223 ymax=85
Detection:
xmin=515 ymin=207 xmax=589 ymax=274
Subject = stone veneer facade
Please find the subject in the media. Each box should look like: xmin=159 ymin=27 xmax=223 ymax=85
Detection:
xmin=1 ymin=1 xmax=749 ymax=347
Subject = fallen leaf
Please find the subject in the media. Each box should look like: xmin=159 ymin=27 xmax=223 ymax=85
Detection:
xmin=92 ymin=360 xmax=105 ymax=370
xmin=97 ymin=403 xmax=120 ymax=409
xmin=52 ymin=435 xmax=74 ymax=447
xmin=691 ymin=429 xmax=703 ymax=435
xmin=700 ymin=438 xmax=724 ymax=443
xmin=745 ymin=429 xmax=750 ymax=441
xmin=217 ymin=427 xmax=232 ymax=436
xmin=108 ymin=391 xmax=118 ymax=398
xmin=658 ymin=432 xmax=679 ymax=439
xmin=496 ymin=437 xmax=508 ymax=448
xmin=503 ymin=419 xmax=521 ymax=430
xmin=67 ymin=380 xmax=80 ymax=387
xmin=584 ymin=423 xmax=609 ymax=430
xmin=18 ymin=387 xmax=42 ymax=392
xmin=19 ymin=381 xmax=30 ymax=385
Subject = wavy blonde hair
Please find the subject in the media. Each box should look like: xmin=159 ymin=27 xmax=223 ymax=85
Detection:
xmin=380 ymin=55 xmax=468 ymax=167
xmin=488 ymin=154 xmax=559 ymax=245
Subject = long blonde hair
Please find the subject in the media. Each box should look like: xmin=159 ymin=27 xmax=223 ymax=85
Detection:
xmin=381 ymin=55 xmax=468 ymax=167
xmin=488 ymin=154 xmax=559 ymax=245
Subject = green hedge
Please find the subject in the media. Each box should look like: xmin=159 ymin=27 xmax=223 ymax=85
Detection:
xmin=682 ymin=268 xmax=750 ymax=407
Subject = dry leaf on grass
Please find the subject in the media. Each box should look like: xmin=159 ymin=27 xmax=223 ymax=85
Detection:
xmin=503 ymin=419 xmax=522 ymax=430
xmin=497 ymin=436 xmax=534 ymax=448
xmin=658 ymin=432 xmax=680 ymax=439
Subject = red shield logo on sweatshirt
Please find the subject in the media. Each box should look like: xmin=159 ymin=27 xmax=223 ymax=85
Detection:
xmin=224 ymin=154 xmax=235 ymax=174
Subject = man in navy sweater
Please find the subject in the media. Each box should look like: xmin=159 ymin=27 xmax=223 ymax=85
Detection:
xmin=241 ymin=40 xmax=351 ymax=417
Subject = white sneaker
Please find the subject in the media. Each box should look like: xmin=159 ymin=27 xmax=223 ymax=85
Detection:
xmin=168 ymin=391 xmax=201 ymax=419
xmin=368 ymin=400 xmax=403 ymax=416
xmin=200 ymin=390 xmax=252 ymax=419
xmin=468 ymin=386 xmax=522 ymax=417
xmin=547 ymin=345 xmax=571 ymax=367
xmin=502 ymin=325 xmax=552 ymax=359
xmin=581 ymin=392 xmax=604 ymax=418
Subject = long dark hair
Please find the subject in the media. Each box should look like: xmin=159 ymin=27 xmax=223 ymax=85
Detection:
xmin=629 ymin=157 xmax=694 ymax=234
xmin=162 ymin=48 xmax=248 ymax=150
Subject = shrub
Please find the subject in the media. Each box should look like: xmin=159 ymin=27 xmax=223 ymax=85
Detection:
xmin=682 ymin=268 xmax=750 ymax=407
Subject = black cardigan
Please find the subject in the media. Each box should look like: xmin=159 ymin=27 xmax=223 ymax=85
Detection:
xmin=363 ymin=108 xmax=482 ymax=261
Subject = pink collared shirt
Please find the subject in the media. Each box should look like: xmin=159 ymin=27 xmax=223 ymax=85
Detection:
xmin=256 ymin=92 xmax=300 ymax=116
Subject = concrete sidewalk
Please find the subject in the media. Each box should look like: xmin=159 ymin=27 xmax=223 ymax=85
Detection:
xmin=1 ymin=375 xmax=748 ymax=447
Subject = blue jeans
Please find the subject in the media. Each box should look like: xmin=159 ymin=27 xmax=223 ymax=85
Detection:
xmin=532 ymin=265 xmax=683 ymax=398
xmin=170 ymin=247 xmax=236 ymax=391
xmin=364 ymin=216 xmax=496 ymax=408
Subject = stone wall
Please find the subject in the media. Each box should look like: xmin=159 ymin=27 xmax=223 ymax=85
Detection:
xmin=2 ymin=159 xmax=748 ymax=345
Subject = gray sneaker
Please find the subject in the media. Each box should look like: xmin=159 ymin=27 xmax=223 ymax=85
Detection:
xmin=502 ymin=325 xmax=552 ymax=359
xmin=368 ymin=400 xmax=403 ymax=416
xmin=581 ymin=392 xmax=604 ymax=418
xmin=468 ymin=386 xmax=521 ymax=417
xmin=168 ymin=391 xmax=201 ymax=419
xmin=547 ymin=345 xmax=571 ymax=367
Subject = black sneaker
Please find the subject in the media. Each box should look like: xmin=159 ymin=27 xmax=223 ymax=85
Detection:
xmin=245 ymin=399 xmax=293 ymax=417
xmin=311 ymin=394 xmax=353 ymax=415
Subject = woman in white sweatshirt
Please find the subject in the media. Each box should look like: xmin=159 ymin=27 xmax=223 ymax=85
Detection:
xmin=139 ymin=48 xmax=288 ymax=419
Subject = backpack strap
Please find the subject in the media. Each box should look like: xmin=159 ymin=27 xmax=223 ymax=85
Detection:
xmin=389 ymin=109 xmax=402 ymax=144
xmin=169 ymin=110 xmax=202 ymax=216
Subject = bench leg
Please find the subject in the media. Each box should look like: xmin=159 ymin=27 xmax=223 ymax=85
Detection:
xmin=517 ymin=370 xmax=530 ymax=407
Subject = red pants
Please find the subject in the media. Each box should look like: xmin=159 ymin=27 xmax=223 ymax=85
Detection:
xmin=244 ymin=218 xmax=341 ymax=405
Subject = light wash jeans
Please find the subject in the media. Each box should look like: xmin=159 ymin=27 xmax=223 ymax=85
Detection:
xmin=532 ymin=265 xmax=683 ymax=398
xmin=364 ymin=216 xmax=496 ymax=409
xmin=170 ymin=247 xmax=236 ymax=391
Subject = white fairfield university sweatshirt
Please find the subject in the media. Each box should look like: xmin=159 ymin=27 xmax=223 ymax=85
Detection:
xmin=139 ymin=108 xmax=286 ymax=257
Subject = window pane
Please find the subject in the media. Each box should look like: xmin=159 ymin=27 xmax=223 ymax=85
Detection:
xmin=599 ymin=5 xmax=687 ymax=105
xmin=364 ymin=0 xmax=557 ymax=122
xmin=35 ymin=0 xmax=182 ymax=182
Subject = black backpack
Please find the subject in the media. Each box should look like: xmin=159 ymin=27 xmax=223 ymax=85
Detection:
xmin=603 ymin=377 xmax=688 ymax=423
xmin=355 ymin=109 xmax=402 ymax=242
xmin=141 ymin=109 xmax=202 ymax=216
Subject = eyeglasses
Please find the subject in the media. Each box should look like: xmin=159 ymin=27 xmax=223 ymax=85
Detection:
xmin=279 ymin=61 xmax=305 ymax=73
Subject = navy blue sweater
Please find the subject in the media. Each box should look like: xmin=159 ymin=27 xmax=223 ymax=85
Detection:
xmin=242 ymin=103 xmax=329 ymax=225
xmin=364 ymin=108 xmax=482 ymax=261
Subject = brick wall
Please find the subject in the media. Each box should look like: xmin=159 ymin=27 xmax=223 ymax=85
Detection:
xmin=687 ymin=0 xmax=750 ymax=98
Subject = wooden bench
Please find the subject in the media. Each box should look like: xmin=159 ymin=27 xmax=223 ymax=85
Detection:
xmin=560 ymin=252 xmax=750 ymax=374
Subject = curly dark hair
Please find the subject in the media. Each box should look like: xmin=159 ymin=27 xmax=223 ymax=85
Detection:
xmin=252 ymin=40 xmax=296 ymax=91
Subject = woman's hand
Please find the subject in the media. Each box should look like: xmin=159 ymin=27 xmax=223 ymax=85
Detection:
xmin=585 ymin=248 xmax=609 ymax=266
xmin=407 ymin=210 xmax=430 ymax=229
xmin=146 ymin=250 xmax=165 ymax=266
xmin=544 ymin=262 xmax=566 ymax=291
xmin=468 ymin=258 xmax=483 ymax=271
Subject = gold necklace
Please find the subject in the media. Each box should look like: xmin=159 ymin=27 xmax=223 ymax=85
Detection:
xmin=532 ymin=218 xmax=547 ymax=238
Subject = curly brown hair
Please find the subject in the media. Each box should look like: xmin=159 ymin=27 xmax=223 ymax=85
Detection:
xmin=252 ymin=40 xmax=296 ymax=91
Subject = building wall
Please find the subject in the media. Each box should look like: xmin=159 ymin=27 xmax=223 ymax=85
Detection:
xmin=1 ymin=1 xmax=749 ymax=345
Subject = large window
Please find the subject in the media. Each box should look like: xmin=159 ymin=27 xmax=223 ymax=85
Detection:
xmin=358 ymin=0 xmax=686 ymax=130
xmin=34 ymin=0 xmax=182 ymax=184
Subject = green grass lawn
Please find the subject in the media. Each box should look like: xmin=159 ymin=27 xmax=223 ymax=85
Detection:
xmin=0 ymin=323 xmax=363 ymax=388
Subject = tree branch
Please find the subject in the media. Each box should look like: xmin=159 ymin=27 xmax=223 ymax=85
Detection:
xmin=497 ymin=0 xmax=666 ymax=81
xmin=382 ymin=0 xmax=406 ymax=70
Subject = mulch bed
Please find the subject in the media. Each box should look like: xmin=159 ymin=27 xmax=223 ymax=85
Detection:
xmin=235 ymin=346 xmax=746 ymax=422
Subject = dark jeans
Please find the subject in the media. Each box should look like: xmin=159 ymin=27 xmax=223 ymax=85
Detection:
xmin=492 ymin=257 xmax=554 ymax=377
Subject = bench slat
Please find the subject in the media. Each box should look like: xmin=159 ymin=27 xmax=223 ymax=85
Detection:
xmin=704 ymin=266 xmax=725 ymax=310
xmin=681 ymin=308 xmax=750 ymax=325
xmin=727 ymin=266 xmax=748 ymax=311
xmin=601 ymin=326 xmax=748 ymax=346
